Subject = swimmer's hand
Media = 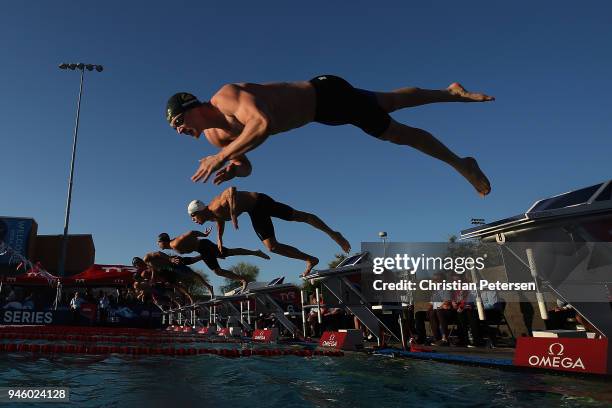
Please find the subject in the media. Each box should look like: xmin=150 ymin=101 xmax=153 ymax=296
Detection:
xmin=192 ymin=154 xmax=225 ymax=183
xmin=169 ymin=256 xmax=183 ymax=265
xmin=203 ymin=226 xmax=213 ymax=237
xmin=213 ymin=164 xmax=237 ymax=185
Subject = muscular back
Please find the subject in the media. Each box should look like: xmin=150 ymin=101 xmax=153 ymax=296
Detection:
xmin=208 ymin=188 xmax=259 ymax=220
xmin=169 ymin=231 xmax=201 ymax=254
xmin=208 ymin=81 xmax=316 ymax=146
xmin=143 ymin=251 xmax=173 ymax=270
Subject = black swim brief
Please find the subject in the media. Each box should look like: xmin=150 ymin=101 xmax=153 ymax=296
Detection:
xmin=197 ymin=239 xmax=227 ymax=271
xmin=248 ymin=193 xmax=295 ymax=241
xmin=309 ymin=75 xmax=391 ymax=138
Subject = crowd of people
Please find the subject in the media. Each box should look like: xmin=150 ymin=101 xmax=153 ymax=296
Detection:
xmin=300 ymin=272 xmax=510 ymax=348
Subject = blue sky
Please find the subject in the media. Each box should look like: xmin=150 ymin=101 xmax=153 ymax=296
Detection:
xmin=1 ymin=2 xmax=611 ymax=289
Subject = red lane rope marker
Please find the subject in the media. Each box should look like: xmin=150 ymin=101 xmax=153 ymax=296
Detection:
xmin=0 ymin=326 xmax=196 ymax=337
xmin=0 ymin=332 xmax=243 ymax=344
xmin=0 ymin=343 xmax=344 ymax=358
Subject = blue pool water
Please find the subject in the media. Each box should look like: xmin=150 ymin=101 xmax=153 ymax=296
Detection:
xmin=0 ymin=347 xmax=610 ymax=408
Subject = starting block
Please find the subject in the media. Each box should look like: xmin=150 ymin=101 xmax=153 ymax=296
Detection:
xmin=319 ymin=330 xmax=364 ymax=351
xmin=532 ymin=330 xmax=588 ymax=338
xmin=217 ymin=327 xmax=230 ymax=337
xmin=252 ymin=328 xmax=279 ymax=343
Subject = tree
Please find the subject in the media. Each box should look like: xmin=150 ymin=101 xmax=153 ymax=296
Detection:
xmin=220 ymin=262 xmax=260 ymax=294
xmin=447 ymin=234 xmax=502 ymax=267
xmin=328 ymin=253 xmax=347 ymax=269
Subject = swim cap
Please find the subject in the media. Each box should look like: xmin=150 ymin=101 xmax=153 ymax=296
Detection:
xmin=157 ymin=233 xmax=170 ymax=243
xmin=166 ymin=92 xmax=201 ymax=124
xmin=187 ymin=200 xmax=206 ymax=215
xmin=132 ymin=257 xmax=145 ymax=267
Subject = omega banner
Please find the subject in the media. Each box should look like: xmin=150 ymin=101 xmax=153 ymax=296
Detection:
xmin=513 ymin=337 xmax=609 ymax=375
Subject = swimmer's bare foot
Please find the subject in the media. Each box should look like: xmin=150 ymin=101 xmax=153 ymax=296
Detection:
xmin=447 ymin=83 xmax=495 ymax=102
xmin=330 ymin=231 xmax=351 ymax=253
xmin=456 ymin=157 xmax=491 ymax=197
xmin=240 ymin=279 xmax=248 ymax=292
xmin=255 ymin=250 xmax=271 ymax=260
xmin=302 ymin=257 xmax=319 ymax=277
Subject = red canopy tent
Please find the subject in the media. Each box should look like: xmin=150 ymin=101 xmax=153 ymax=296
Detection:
xmin=61 ymin=264 xmax=137 ymax=287
xmin=0 ymin=271 xmax=60 ymax=286
xmin=0 ymin=262 xmax=60 ymax=286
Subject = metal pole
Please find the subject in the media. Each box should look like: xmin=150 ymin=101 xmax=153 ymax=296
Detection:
xmin=247 ymin=298 xmax=251 ymax=325
xmin=526 ymin=248 xmax=548 ymax=320
xmin=240 ymin=300 xmax=244 ymax=325
xmin=300 ymin=290 xmax=307 ymax=338
xmin=315 ymin=287 xmax=322 ymax=325
xmin=58 ymin=68 xmax=85 ymax=277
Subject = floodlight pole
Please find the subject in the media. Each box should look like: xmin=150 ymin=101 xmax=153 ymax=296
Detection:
xmin=57 ymin=63 xmax=103 ymax=276
xmin=379 ymin=231 xmax=388 ymax=258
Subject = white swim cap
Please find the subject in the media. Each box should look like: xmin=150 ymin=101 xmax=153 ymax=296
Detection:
xmin=187 ymin=200 xmax=206 ymax=215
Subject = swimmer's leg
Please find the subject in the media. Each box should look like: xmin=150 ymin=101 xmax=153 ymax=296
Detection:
xmin=191 ymin=272 xmax=215 ymax=298
xmin=212 ymin=267 xmax=249 ymax=292
xmin=379 ymin=119 xmax=491 ymax=196
xmin=261 ymin=237 xmax=319 ymax=277
xmin=373 ymin=83 xmax=495 ymax=113
xmin=224 ymin=247 xmax=271 ymax=260
xmin=173 ymin=285 xmax=194 ymax=304
xmin=289 ymin=210 xmax=351 ymax=253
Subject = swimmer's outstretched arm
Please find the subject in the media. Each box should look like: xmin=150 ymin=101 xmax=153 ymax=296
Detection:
xmin=177 ymin=255 xmax=202 ymax=266
xmin=216 ymin=220 xmax=225 ymax=253
xmin=213 ymin=156 xmax=252 ymax=185
xmin=228 ymin=187 xmax=239 ymax=229
xmin=192 ymin=87 xmax=269 ymax=183
xmin=190 ymin=227 xmax=213 ymax=238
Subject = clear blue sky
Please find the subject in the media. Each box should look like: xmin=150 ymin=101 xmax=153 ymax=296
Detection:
xmin=1 ymin=2 xmax=611 ymax=290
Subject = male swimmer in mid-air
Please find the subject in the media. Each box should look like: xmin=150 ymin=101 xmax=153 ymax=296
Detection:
xmin=156 ymin=230 xmax=269 ymax=292
xmin=166 ymin=76 xmax=494 ymax=195
xmin=132 ymin=256 xmax=199 ymax=304
xmin=186 ymin=187 xmax=351 ymax=276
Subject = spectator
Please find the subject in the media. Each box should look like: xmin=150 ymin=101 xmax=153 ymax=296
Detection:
xmin=70 ymin=292 xmax=84 ymax=324
xmin=545 ymin=299 xmax=575 ymax=330
xmin=22 ymin=292 xmax=35 ymax=309
xmin=84 ymin=289 xmax=94 ymax=303
xmin=462 ymin=289 xmax=505 ymax=346
xmin=415 ymin=273 xmax=453 ymax=345
xmin=99 ymin=293 xmax=110 ymax=325
xmin=306 ymin=294 xmax=322 ymax=337
xmin=6 ymin=286 xmax=17 ymax=302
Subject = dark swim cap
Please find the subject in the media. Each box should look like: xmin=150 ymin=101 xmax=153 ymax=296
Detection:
xmin=166 ymin=92 xmax=201 ymax=123
xmin=157 ymin=233 xmax=170 ymax=243
xmin=132 ymin=257 xmax=145 ymax=267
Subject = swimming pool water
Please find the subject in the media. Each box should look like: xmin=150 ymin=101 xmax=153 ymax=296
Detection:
xmin=0 ymin=347 xmax=610 ymax=408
